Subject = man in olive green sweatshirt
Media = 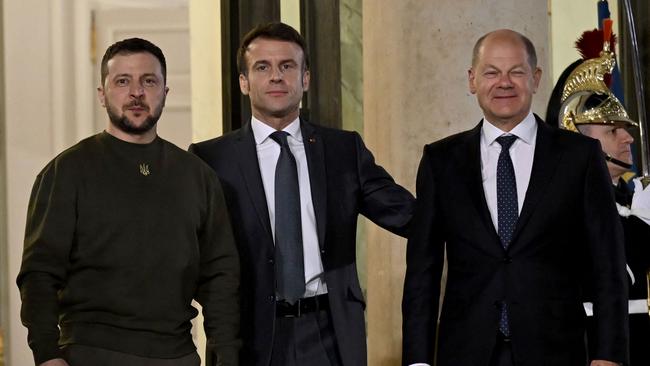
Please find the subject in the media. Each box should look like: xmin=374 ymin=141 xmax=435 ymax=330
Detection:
xmin=17 ymin=38 xmax=240 ymax=366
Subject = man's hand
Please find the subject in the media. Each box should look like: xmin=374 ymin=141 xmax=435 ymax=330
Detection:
xmin=590 ymin=360 xmax=621 ymax=366
xmin=39 ymin=359 xmax=69 ymax=366
xmin=631 ymin=177 xmax=650 ymax=225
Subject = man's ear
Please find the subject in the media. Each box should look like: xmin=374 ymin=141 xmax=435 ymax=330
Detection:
xmin=532 ymin=66 xmax=542 ymax=93
xmin=239 ymin=74 xmax=249 ymax=95
xmin=302 ymin=70 xmax=310 ymax=91
xmin=468 ymin=68 xmax=477 ymax=94
xmin=97 ymin=86 xmax=107 ymax=108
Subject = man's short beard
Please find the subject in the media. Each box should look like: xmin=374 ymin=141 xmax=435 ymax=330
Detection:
xmin=106 ymin=100 xmax=164 ymax=135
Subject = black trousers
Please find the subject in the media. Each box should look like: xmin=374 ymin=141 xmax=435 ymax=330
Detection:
xmin=629 ymin=313 xmax=650 ymax=365
xmin=62 ymin=344 xmax=200 ymax=366
xmin=489 ymin=334 xmax=515 ymax=366
xmin=270 ymin=308 xmax=343 ymax=366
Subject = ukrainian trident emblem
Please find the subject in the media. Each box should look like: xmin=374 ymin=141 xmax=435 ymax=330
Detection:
xmin=139 ymin=163 xmax=150 ymax=176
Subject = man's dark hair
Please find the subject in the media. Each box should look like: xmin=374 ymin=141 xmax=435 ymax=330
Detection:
xmin=471 ymin=30 xmax=538 ymax=69
xmin=237 ymin=22 xmax=309 ymax=75
xmin=100 ymin=38 xmax=167 ymax=85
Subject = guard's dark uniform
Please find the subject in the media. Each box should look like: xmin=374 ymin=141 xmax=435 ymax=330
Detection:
xmin=615 ymin=180 xmax=650 ymax=366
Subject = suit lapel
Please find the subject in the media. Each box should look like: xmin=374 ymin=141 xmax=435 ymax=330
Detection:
xmin=512 ymin=117 xmax=562 ymax=244
xmin=459 ymin=122 xmax=500 ymax=241
xmin=233 ymin=123 xmax=273 ymax=242
xmin=301 ymin=120 xmax=327 ymax=248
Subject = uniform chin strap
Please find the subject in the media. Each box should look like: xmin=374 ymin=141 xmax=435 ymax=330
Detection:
xmin=605 ymin=153 xmax=633 ymax=169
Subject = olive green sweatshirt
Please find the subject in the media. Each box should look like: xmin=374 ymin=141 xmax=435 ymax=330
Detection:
xmin=17 ymin=132 xmax=240 ymax=365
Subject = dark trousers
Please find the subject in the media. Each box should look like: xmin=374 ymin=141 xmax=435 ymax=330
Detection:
xmin=489 ymin=334 xmax=515 ymax=366
xmin=63 ymin=344 xmax=200 ymax=366
xmin=629 ymin=313 xmax=650 ymax=365
xmin=270 ymin=308 xmax=343 ymax=366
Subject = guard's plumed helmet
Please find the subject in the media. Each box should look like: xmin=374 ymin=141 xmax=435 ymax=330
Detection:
xmin=559 ymin=23 xmax=638 ymax=133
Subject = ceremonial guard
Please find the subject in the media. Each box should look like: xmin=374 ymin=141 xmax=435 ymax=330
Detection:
xmin=553 ymin=22 xmax=650 ymax=365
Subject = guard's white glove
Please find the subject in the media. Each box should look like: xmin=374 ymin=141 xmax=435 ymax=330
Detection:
xmin=630 ymin=177 xmax=650 ymax=226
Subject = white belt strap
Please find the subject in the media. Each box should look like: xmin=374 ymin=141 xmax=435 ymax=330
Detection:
xmin=583 ymin=299 xmax=648 ymax=316
xmin=626 ymin=264 xmax=636 ymax=285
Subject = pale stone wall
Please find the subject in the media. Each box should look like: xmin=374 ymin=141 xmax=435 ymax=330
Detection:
xmin=0 ymin=1 xmax=6 ymax=364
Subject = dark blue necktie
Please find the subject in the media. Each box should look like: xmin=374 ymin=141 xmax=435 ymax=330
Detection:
xmin=270 ymin=131 xmax=305 ymax=304
xmin=496 ymin=134 xmax=518 ymax=337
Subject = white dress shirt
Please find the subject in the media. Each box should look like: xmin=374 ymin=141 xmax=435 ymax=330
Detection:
xmin=251 ymin=117 xmax=327 ymax=297
xmin=408 ymin=112 xmax=537 ymax=366
xmin=481 ymin=112 xmax=537 ymax=230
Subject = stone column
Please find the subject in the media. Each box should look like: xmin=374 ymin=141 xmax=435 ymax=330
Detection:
xmin=362 ymin=1 xmax=551 ymax=364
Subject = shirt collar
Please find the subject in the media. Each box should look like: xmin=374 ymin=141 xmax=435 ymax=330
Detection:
xmin=251 ymin=116 xmax=302 ymax=145
xmin=482 ymin=112 xmax=537 ymax=146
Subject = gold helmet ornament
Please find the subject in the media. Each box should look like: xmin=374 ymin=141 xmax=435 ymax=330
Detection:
xmin=559 ymin=20 xmax=638 ymax=133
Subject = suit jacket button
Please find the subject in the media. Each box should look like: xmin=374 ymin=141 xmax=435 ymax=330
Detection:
xmin=503 ymin=256 xmax=512 ymax=264
xmin=268 ymin=258 xmax=274 ymax=264
xmin=269 ymin=295 xmax=275 ymax=302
